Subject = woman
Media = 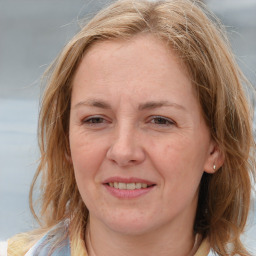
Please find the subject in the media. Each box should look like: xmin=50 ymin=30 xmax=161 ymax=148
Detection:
xmin=7 ymin=0 xmax=255 ymax=255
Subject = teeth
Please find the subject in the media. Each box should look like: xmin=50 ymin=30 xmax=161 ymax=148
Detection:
xmin=119 ymin=182 xmax=126 ymax=189
xmin=108 ymin=182 xmax=149 ymax=190
xmin=126 ymin=183 xmax=135 ymax=190
xmin=135 ymin=183 xmax=142 ymax=189
xmin=142 ymin=183 xmax=147 ymax=188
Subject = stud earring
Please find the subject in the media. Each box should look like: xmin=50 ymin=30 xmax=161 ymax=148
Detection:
xmin=213 ymin=164 xmax=216 ymax=171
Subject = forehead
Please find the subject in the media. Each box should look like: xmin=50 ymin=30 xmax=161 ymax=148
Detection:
xmin=73 ymin=34 xmax=191 ymax=93
xmin=86 ymin=34 xmax=169 ymax=56
xmin=83 ymin=34 xmax=184 ymax=69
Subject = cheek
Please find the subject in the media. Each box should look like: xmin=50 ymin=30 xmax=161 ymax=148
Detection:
xmin=70 ymin=139 xmax=102 ymax=206
xmin=150 ymin=137 xmax=205 ymax=191
xmin=70 ymin=130 xmax=103 ymax=168
xmin=151 ymin=136 xmax=202 ymax=170
xmin=69 ymin=134 xmax=102 ymax=192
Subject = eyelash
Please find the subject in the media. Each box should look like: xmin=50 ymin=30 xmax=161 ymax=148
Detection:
xmin=149 ymin=116 xmax=175 ymax=127
xmin=82 ymin=116 xmax=107 ymax=125
xmin=82 ymin=115 xmax=175 ymax=128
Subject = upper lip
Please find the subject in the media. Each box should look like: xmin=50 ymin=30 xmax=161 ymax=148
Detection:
xmin=103 ymin=176 xmax=156 ymax=185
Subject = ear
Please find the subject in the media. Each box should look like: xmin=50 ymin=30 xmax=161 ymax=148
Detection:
xmin=204 ymin=140 xmax=225 ymax=174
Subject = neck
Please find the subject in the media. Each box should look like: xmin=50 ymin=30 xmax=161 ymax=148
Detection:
xmin=85 ymin=217 xmax=196 ymax=256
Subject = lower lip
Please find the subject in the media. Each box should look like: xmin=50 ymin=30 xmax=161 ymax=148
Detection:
xmin=104 ymin=184 xmax=155 ymax=199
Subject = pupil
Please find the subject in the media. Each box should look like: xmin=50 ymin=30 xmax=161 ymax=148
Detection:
xmin=156 ymin=118 xmax=165 ymax=124
xmin=93 ymin=118 xmax=102 ymax=123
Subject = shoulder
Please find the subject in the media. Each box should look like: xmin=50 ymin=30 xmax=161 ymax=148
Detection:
xmin=0 ymin=241 xmax=8 ymax=256
xmin=7 ymin=222 xmax=70 ymax=256
xmin=24 ymin=232 xmax=70 ymax=256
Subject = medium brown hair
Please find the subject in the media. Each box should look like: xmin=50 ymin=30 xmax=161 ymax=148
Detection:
xmin=9 ymin=0 xmax=255 ymax=255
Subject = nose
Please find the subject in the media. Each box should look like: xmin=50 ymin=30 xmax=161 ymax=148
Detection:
xmin=106 ymin=124 xmax=146 ymax=167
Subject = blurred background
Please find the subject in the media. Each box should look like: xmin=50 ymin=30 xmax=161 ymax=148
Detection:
xmin=0 ymin=0 xmax=255 ymax=253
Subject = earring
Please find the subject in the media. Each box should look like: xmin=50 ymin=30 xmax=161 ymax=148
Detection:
xmin=213 ymin=164 xmax=216 ymax=171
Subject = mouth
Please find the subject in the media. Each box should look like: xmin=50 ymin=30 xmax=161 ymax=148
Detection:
xmin=106 ymin=182 xmax=155 ymax=190
xmin=103 ymin=178 xmax=156 ymax=199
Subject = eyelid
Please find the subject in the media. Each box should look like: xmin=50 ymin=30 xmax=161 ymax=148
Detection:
xmin=82 ymin=115 xmax=110 ymax=125
xmin=148 ymin=115 xmax=176 ymax=126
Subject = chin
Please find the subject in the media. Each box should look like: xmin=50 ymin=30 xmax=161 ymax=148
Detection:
xmin=100 ymin=212 xmax=158 ymax=236
xmin=108 ymin=222 xmax=152 ymax=236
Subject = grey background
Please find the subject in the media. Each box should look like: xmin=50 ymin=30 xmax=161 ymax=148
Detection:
xmin=0 ymin=0 xmax=255 ymax=253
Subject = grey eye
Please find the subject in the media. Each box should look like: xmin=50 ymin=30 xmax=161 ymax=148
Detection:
xmin=151 ymin=116 xmax=174 ymax=126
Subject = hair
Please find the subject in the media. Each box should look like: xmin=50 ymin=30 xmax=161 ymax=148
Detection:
xmin=8 ymin=0 xmax=255 ymax=255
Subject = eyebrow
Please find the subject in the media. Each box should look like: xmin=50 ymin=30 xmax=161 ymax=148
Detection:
xmin=74 ymin=99 xmax=186 ymax=111
xmin=138 ymin=101 xmax=186 ymax=111
xmin=74 ymin=99 xmax=111 ymax=109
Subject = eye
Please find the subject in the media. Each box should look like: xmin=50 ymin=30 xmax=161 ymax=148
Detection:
xmin=82 ymin=116 xmax=109 ymax=126
xmin=84 ymin=117 xmax=104 ymax=123
xmin=149 ymin=116 xmax=175 ymax=127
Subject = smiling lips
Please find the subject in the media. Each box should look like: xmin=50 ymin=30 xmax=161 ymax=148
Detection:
xmin=108 ymin=182 xmax=150 ymax=189
xmin=103 ymin=177 xmax=156 ymax=199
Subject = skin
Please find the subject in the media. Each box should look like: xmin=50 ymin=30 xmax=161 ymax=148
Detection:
xmin=69 ymin=34 xmax=221 ymax=256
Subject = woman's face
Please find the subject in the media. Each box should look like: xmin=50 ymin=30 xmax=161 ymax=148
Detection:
xmin=69 ymin=34 xmax=216 ymax=236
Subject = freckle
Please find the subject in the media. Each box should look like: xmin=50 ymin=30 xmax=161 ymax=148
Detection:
xmin=166 ymin=144 xmax=171 ymax=150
